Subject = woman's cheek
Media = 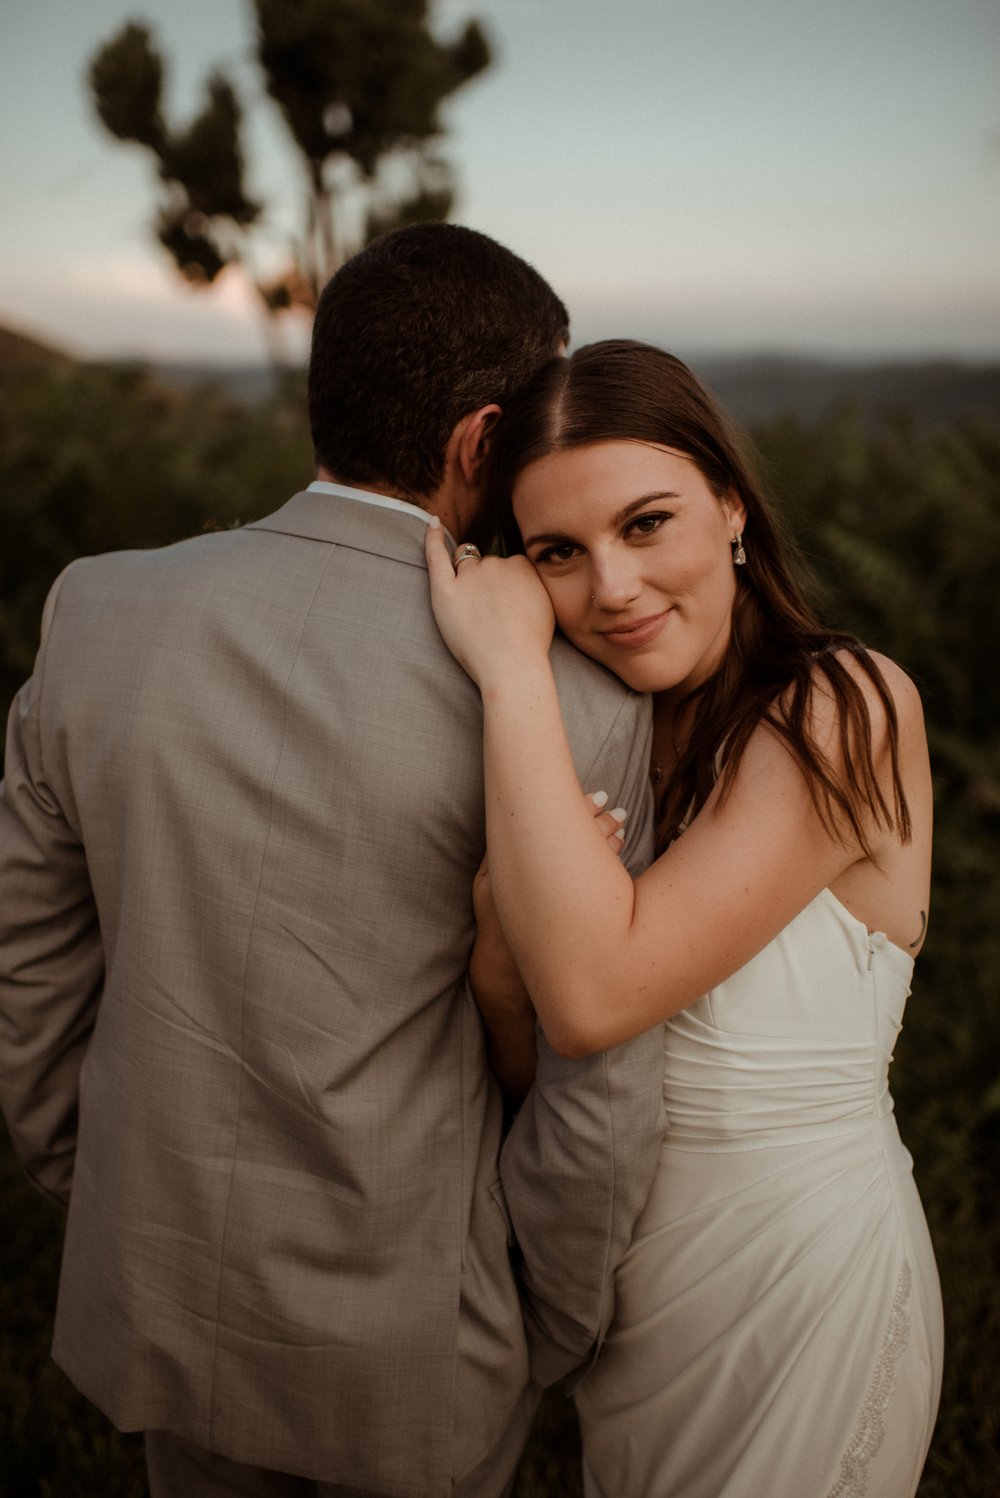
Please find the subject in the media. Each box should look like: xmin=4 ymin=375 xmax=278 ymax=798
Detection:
xmin=545 ymin=578 xmax=585 ymax=638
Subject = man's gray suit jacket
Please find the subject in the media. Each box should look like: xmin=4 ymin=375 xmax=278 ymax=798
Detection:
xmin=0 ymin=486 xmax=665 ymax=1497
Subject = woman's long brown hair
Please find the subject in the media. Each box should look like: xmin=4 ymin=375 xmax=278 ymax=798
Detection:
xmin=489 ymin=340 xmax=910 ymax=855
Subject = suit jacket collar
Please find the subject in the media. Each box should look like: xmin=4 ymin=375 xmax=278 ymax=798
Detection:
xmin=245 ymin=487 xmax=451 ymax=571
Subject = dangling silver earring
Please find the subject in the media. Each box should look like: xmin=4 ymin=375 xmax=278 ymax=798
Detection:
xmin=732 ymin=533 xmax=747 ymax=567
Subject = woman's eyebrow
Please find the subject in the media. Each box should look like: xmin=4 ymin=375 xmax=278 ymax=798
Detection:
xmin=614 ymin=491 xmax=680 ymax=524
xmin=522 ymin=526 xmax=574 ymax=549
xmin=522 ymin=491 xmax=680 ymax=550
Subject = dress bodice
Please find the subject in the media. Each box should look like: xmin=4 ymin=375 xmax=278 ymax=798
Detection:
xmin=662 ymin=888 xmax=915 ymax=1150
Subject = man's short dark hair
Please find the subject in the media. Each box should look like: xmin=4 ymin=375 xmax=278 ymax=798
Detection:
xmin=308 ymin=223 xmax=569 ymax=499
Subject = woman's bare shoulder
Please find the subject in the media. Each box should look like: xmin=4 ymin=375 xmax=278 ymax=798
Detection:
xmin=809 ymin=647 xmax=925 ymax=744
xmin=850 ymin=648 xmax=925 ymax=740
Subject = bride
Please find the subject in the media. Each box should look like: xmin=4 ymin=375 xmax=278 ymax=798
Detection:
xmin=425 ymin=340 xmax=943 ymax=1498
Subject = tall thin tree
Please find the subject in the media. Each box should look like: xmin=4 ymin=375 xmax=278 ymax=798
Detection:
xmin=89 ymin=0 xmax=491 ymax=362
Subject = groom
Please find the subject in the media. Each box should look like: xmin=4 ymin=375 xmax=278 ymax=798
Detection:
xmin=0 ymin=224 xmax=664 ymax=1497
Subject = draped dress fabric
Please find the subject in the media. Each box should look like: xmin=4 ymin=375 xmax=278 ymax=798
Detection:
xmin=575 ymin=888 xmax=943 ymax=1498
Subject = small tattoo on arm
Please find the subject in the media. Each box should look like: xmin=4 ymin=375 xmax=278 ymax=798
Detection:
xmin=908 ymin=911 xmax=927 ymax=949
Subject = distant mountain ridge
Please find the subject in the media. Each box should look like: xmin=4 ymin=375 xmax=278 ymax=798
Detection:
xmin=1 ymin=321 xmax=996 ymax=427
xmin=693 ymin=353 xmax=1000 ymax=429
xmin=0 ymin=323 xmax=75 ymax=374
xmin=137 ymin=353 xmax=1000 ymax=429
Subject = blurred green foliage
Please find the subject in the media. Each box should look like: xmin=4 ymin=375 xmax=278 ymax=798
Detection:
xmin=0 ymin=365 xmax=997 ymax=1494
xmin=0 ymin=363 xmax=312 ymax=714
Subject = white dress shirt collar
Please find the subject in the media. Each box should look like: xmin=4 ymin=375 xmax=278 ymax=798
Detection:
xmin=307 ymin=479 xmax=435 ymax=527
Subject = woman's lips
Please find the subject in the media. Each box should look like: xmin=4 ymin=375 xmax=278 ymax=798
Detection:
xmin=599 ymin=609 xmax=672 ymax=649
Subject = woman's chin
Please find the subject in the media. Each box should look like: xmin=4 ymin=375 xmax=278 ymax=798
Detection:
xmin=617 ymin=662 xmax=673 ymax=694
xmin=566 ymin=636 xmax=670 ymax=695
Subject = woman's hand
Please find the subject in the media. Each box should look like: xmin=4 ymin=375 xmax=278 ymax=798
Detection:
xmin=425 ymin=520 xmax=556 ymax=690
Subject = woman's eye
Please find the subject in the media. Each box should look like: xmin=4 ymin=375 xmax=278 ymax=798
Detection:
xmin=534 ymin=542 xmax=578 ymax=565
xmin=627 ymin=511 xmax=671 ymax=539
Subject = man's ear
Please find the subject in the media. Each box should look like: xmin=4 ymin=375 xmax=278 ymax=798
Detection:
xmin=455 ymin=404 xmax=502 ymax=486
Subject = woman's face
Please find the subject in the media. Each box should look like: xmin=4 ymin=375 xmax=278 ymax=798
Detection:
xmin=512 ymin=440 xmax=746 ymax=698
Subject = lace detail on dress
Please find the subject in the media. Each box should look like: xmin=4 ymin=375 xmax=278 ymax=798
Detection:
xmin=825 ymin=1261 xmax=912 ymax=1498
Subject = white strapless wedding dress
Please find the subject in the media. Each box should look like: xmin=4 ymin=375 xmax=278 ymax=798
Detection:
xmin=575 ymin=888 xmax=943 ymax=1498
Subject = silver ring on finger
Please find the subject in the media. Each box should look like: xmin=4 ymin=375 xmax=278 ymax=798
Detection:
xmin=454 ymin=544 xmax=482 ymax=569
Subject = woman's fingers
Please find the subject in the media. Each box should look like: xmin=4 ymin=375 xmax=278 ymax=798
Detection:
xmin=424 ymin=516 xmax=456 ymax=588
xmin=587 ymin=791 xmax=627 ymax=853
xmin=423 ymin=522 xmax=557 ymax=686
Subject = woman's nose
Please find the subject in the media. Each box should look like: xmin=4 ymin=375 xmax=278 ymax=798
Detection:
xmin=590 ymin=554 xmax=642 ymax=611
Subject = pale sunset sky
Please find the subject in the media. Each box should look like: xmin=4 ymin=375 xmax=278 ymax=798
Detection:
xmin=1 ymin=0 xmax=998 ymax=365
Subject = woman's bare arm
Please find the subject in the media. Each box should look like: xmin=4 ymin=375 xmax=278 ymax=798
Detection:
xmin=470 ymin=794 xmax=630 ymax=1101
